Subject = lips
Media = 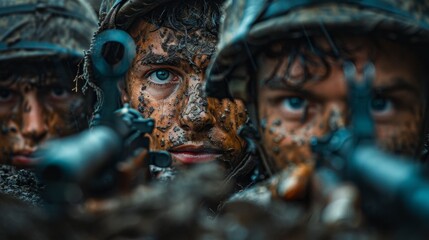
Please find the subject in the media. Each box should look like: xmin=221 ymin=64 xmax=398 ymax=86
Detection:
xmin=12 ymin=150 xmax=39 ymax=168
xmin=168 ymin=144 xmax=222 ymax=164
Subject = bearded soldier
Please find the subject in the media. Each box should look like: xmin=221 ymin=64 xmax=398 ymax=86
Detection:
xmin=0 ymin=0 xmax=97 ymax=205
xmin=81 ymin=0 xmax=263 ymax=190
xmin=206 ymin=0 xmax=429 ymax=230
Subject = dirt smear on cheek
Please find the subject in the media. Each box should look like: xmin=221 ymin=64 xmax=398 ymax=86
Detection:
xmin=137 ymin=85 xmax=155 ymax=119
xmin=139 ymin=90 xmax=178 ymax=150
xmin=375 ymin=106 xmax=423 ymax=156
xmin=181 ymin=82 xmax=209 ymax=128
xmin=260 ymin=111 xmax=317 ymax=170
xmin=0 ymin=120 xmax=14 ymax=164
xmin=379 ymin=123 xmax=421 ymax=156
xmin=168 ymin=126 xmax=187 ymax=148
xmin=40 ymin=97 xmax=85 ymax=137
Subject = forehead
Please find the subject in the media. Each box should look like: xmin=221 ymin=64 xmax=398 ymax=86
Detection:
xmin=261 ymin=36 xmax=418 ymax=61
xmin=258 ymin=36 xmax=423 ymax=89
xmin=129 ymin=19 xmax=217 ymax=55
xmin=0 ymin=60 xmax=76 ymax=86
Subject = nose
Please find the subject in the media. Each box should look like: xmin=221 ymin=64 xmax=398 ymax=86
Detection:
xmin=22 ymin=92 xmax=48 ymax=142
xmin=321 ymin=103 xmax=348 ymax=134
xmin=179 ymin=83 xmax=215 ymax=131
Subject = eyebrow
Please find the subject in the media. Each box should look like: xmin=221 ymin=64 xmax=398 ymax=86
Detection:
xmin=265 ymin=76 xmax=422 ymax=102
xmin=138 ymin=53 xmax=183 ymax=66
xmin=373 ymin=77 xmax=420 ymax=95
xmin=264 ymin=75 xmax=318 ymax=93
xmin=264 ymin=78 xmax=321 ymax=99
xmin=264 ymin=76 xmax=300 ymax=89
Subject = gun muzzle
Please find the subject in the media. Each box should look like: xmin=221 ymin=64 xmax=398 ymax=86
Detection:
xmin=36 ymin=126 xmax=122 ymax=184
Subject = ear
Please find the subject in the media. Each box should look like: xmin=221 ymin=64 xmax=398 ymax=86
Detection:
xmin=118 ymin=80 xmax=130 ymax=103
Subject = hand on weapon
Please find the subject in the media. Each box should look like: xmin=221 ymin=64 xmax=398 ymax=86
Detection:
xmin=270 ymin=164 xmax=313 ymax=201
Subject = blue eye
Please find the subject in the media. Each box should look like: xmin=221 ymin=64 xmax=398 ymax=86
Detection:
xmin=282 ymin=97 xmax=307 ymax=112
xmin=149 ymin=70 xmax=173 ymax=84
xmin=155 ymin=70 xmax=169 ymax=81
xmin=370 ymin=97 xmax=393 ymax=114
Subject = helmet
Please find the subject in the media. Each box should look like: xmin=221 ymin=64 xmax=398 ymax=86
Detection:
xmin=206 ymin=0 xmax=429 ymax=101
xmin=88 ymin=0 xmax=103 ymax=16
xmin=0 ymin=0 xmax=98 ymax=62
xmin=97 ymin=0 xmax=170 ymax=32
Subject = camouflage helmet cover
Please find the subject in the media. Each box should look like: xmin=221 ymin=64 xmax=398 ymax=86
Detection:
xmin=0 ymin=0 xmax=98 ymax=61
xmin=206 ymin=0 xmax=429 ymax=101
xmin=97 ymin=0 xmax=171 ymax=32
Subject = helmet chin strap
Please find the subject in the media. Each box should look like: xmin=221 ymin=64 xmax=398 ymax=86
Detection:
xmin=245 ymin=71 xmax=278 ymax=176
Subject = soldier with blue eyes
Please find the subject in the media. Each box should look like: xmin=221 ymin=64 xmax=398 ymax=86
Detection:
xmin=206 ymin=0 xmax=429 ymax=205
xmin=84 ymin=0 xmax=253 ymax=185
xmin=255 ymin=37 xmax=423 ymax=171
xmin=0 ymin=0 xmax=98 ymax=168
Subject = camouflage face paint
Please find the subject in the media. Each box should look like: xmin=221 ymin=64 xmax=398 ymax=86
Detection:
xmin=256 ymin=37 xmax=424 ymax=170
xmin=0 ymin=62 xmax=87 ymax=167
xmin=123 ymin=21 xmax=247 ymax=172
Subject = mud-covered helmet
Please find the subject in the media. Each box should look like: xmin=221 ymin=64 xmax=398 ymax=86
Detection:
xmin=206 ymin=0 xmax=429 ymax=101
xmin=97 ymin=0 xmax=170 ymax=31
xmin=0 ymin=0 xmax=98 ymax=62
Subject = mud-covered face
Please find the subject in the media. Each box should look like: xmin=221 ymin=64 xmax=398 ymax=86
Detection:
xmin=123 ymin=21 xmax=247 ymax=172
xmin=0 ymin=62 xmax=87 ymax=167
xmin=257 ymin=37 xmax=424 ymax=170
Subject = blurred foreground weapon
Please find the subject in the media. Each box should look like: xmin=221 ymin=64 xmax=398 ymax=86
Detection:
xmin=36 ymin=30 xmax=171 ymax=206
xmin=311 ymin=61 xmax=429 ymax=230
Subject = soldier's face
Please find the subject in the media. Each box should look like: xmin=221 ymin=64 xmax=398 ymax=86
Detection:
xmin=257 ymin=37 xmax=424 ymax=170
xmin=122 ymin=21 xmax=247 ymax=172
xmin=0 ymin=62 xmax=87 ymax=167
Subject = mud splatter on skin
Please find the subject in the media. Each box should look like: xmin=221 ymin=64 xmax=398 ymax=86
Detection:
xmin=0 ymin=67 xmax=87 ymax=165
xmin=256 ymin=37 xmax=425 ymax=171
xmin=0 ymin=120 xmax=14 ymax=164
xmin=376 ymin=106 xmax=423 ymax=156
xmin=123 ymin=21 xmax=248 ymax=171
xmin=259 ymin=109 xmax=315 ymax=170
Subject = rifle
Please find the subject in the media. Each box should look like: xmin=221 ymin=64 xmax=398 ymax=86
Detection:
xmin=36 ymin=29 xmax=171 ymax=206
xmin=311 ymin=61 xmax=429 ymax=230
